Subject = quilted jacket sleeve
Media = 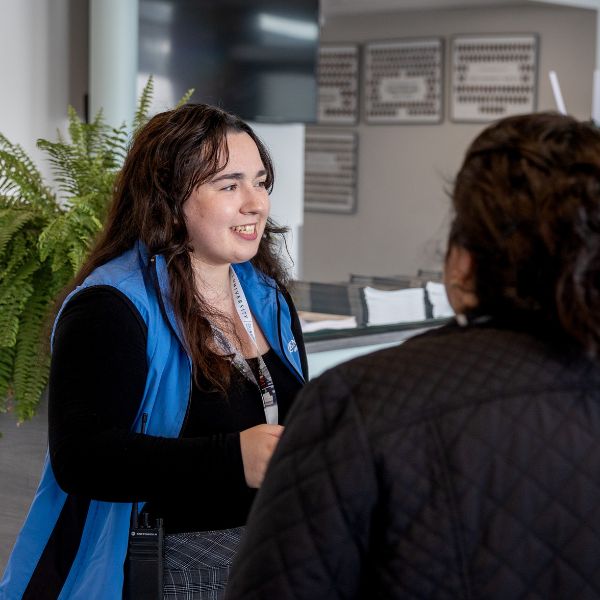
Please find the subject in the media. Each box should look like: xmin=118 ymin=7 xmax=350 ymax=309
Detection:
xmin=226 ymin=367 xmax=378 ymax=599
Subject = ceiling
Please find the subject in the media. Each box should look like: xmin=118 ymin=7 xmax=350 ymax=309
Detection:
xmin=320 ymin=0 xmax=600 ymax=16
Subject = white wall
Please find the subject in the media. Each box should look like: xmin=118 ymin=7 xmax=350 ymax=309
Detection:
xmin=303 ymin=4 xmax=596 ymax=282
xmin=251 ymin=123 xmax=305 ymax=279
xmin=90 ymin=0 xmax=138 ymax=128
xmin=0 ymin=0 xmax=82 ymax=178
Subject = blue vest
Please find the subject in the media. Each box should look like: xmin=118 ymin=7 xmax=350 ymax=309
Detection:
xmin=0 ymin=242 xmax=303 ymax=600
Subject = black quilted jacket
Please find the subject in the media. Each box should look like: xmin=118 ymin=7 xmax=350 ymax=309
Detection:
xmin=226 ymin=319 xmax=600 ymax=599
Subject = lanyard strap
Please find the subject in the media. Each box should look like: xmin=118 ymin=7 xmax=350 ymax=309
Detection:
xmin=230 ymin=269 xmax=257 ymax=343
xmin=211 ymin=270 xmax=278 ymax=424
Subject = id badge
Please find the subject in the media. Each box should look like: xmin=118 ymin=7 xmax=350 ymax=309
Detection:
xmin=261 ymin=386 xmax=276 ymax=408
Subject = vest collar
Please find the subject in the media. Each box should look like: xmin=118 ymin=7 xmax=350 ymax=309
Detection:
xmin=140 ymin=242 xmax=302 ymax=382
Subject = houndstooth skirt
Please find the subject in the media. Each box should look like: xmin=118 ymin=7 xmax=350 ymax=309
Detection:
xmin=163 ymin=527 xmax=244 ymax=600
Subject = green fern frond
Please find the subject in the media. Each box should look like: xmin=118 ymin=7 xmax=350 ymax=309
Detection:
xmin=0 ymin=231 xmax=38 ymax=282
xmin=38 ymin=196 xmax=104 ymax=276
xmin=0 ymin=134 xmax=39 ymax=181
xmin=0 ymin=257 xmax=37 ymax=347
xmin=0 ymin=207 xmax=41 ymax=262
xmin=66 ymin=105 xmax=85 ymax=148
xmin=37 ymin=138 xmax=79 ymax=196
xmin=133 ymin=75 xmax=154 ymax=132
xmin=68 ymin=105 xmax=105 ymax=156
xmin=104 ymin=123 xmax=130 ymax=167
xmin=38 ymin=138 xmax=119 ymax=201
xmin=39 ymin=216 xmax=76 ymax=274
xmin=0 ymin=75 xmax=180 ymax=421
xmin=12 ymin=265 xmax=54 ymax=422
xmin=42 ymin=107 xmax=116 ymax=199
xmin=176 ymin=88 xmax=195 ymax=108
xmin=85 ymin=112 xmax=111 ymax=158
xmin=0 ymin=347 xmax=15 ymax=412
xmin=0 ymin=136 xmax=54 ymax=208
xmin=0 ymin=193 xmax=21 ymax=209
xmin=38 ymin=217 xmax=66 ymax=265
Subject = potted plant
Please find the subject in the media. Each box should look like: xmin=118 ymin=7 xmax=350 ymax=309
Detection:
xmin=0 ymin=78 xmax=193 ymax=422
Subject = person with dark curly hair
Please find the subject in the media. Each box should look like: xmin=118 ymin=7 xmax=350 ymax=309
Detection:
xmin=226 ymin=112 xmax=600 ymax=599
xmin=1 ymin=104 xmax=307 ymax=600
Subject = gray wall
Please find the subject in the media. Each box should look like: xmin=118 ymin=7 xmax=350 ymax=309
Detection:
xmin=302 ymin=4 xmax=596 ymax=282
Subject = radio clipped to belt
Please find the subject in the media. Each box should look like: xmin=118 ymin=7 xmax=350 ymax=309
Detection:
xmin=124 ymin=413 xmax=164 ymax=600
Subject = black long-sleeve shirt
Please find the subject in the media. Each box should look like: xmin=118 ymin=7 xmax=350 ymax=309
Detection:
xmin=48 ymin=286 xmax=303 ymax=533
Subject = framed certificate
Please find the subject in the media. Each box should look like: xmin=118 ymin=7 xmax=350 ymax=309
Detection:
xmin=451 ymin=34 xmax=538 ymax=122
xmin=364 ymin=38 xmax=443 ymax=124
xmin=304 ymin=129 xmax=358 ymax=214
xmin=318 ymin=44 xmax=360 ymax=125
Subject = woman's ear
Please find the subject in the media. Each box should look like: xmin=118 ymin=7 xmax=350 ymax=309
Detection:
xmin=444 ymin=245 xmax=479 ymax=314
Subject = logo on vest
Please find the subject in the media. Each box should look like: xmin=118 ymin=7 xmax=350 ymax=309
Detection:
xmin=287 ymin=339 xmax=298 ymax=353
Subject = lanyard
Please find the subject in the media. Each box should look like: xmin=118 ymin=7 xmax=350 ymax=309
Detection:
xmin=212 ymin=269 xmax=278 ymax=425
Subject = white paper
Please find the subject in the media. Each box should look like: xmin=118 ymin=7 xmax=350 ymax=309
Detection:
xmin=425 ymin=281 xmax=455 ymax=319
xmin=364 ymin=287 xmax=426 ymax=326
xmin=549 ymin=71 xmax=567 ymax=115
xmin=301 ymin=315 xmax=357 ymax=333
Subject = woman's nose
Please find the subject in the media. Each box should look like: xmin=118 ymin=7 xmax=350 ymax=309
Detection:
xmin=241 ymin=185 xmax=268 ymax=213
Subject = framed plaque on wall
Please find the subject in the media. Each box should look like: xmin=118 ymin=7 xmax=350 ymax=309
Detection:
xmin=304 ymin=128 xmax=358 ymax=214
xmin=318 ymin=44 xmax=360 ymax=125
xmin=451 ymin=34 xmax=538 ymax=122
xmin=364 ymin=38 xmax=443 ymax=124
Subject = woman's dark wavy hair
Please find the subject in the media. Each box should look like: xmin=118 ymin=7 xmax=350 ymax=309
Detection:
xmin=64 ymin=103 xmax=288 ymax=392
xmin=449 ymin=111 xmax=600 ymax=355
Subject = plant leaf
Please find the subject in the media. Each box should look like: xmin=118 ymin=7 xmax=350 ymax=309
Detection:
xmin=0 ymin=135 xmax=54 ymax=208
xmin=0 ymin=74 xmax=183 ymax=421
xmin=176 ymin=88 xmax=195 ymax=108
xmin=0 ymin=347 xmax=15 ymax=412
xmin=12 ymin=264 xmax=54 ymax=422
xmin=133 ymin=75 xmax=154 ymax=132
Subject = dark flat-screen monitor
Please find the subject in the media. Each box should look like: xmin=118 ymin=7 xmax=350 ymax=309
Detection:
xmin=139 ymin=0 xmax=319 ymax=122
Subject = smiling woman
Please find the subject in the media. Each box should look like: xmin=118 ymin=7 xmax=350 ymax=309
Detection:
xmin=0 ymin=104 xmax=308 ymax=600
xmin=183 ymin=130 xmax=275 ymax=361
xmin=184 ymin=133 xmax=271 ymax=274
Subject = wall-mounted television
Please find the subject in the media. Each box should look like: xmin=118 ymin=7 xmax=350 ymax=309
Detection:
xmin=139 ymin=0 xmax=319 ymax=123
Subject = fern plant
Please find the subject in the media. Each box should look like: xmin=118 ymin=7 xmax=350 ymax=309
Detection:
xmin=0 ymin=77 xmax=193 ymax=422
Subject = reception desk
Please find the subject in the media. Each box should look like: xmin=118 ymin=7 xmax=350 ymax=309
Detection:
xmin=305 ymin=318 xmax=450 ymax=378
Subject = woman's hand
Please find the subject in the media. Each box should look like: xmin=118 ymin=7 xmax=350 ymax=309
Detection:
xmin=240 ymin=424 xmax=284 ymax=488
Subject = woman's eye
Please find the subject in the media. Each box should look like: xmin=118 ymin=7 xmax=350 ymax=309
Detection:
xmin=256 ymin=180 xmax=267 ymax=188
xmin=222 ymin=184 xmax=237 ymax=191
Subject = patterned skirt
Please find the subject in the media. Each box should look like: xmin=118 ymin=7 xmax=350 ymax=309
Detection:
xmin=163 ymin=527 xmax=244 ymax=600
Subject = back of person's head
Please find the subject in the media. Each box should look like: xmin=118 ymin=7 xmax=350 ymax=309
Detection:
xmin=450 ymin=112 xmax=600 ymax=355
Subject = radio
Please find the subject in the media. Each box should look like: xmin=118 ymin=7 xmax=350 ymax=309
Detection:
xmin=123 ymin=414 xmax=163 ymax=599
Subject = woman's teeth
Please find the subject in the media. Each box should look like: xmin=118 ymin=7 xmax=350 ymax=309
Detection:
xmin=232 ymin=225 xmax=256 ymax=234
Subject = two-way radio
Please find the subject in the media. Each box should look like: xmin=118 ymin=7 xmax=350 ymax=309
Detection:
xmin=123 ymin=413 xmax=164 ymax=600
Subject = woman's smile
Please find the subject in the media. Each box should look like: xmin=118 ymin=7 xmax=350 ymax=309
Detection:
xmin=231 ymin=223 xmax=258 ymax=240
